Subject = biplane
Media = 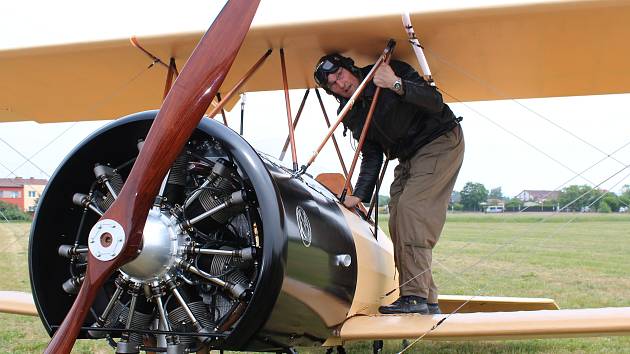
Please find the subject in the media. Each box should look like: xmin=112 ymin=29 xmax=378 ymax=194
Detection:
xmin=1 ymin=0 xmax=630 ymax=353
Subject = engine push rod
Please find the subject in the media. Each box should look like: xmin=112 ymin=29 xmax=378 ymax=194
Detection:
xmin=176 ymin=259 xmax=247 ymax=300
xmin=181 ymin=190 xmax=245 ymax=228
xmin=299 ymin=40 xmax=396 ymax=176
xmin=341 ymin=40 xmax=396 ymax=202
xmin=184 ymin=244 xmax=256 ymax=261
xmin=88 ymin=276 xmax=129 ymax=337
xmin=164 ymin=275 xmax=206 ymax=335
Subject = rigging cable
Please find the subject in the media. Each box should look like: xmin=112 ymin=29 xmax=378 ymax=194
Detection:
xmin=422 ymin=45 xmax=627 ymax=168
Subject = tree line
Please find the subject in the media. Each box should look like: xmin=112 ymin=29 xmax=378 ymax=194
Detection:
xmin=452 ymin=182 xmax=630 ymax=212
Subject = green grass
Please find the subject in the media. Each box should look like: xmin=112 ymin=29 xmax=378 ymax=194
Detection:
xmin=0 ymin=222 xmax=111 ymax=353
xmin=1 ymin=213 xmax=629 ymax=353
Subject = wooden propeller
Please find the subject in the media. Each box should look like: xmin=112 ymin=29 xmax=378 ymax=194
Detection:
xmin=44 ymin=1 xmax=260 ymax=352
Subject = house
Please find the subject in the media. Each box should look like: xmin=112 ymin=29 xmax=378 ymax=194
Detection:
xmin=0 ymin=177 xmax=48 ymax=212
xmin=515 ymin=190 xmax=560 ymax=202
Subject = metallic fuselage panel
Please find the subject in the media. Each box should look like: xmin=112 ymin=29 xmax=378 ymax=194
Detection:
xmin=253 ymin=160 xmax=357 ymax=348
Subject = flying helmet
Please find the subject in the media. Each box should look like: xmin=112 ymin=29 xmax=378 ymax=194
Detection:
xmin=313 ymin=53 xmax=357 ymax=93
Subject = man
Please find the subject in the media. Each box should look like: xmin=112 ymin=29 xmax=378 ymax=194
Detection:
xmin=314 ymin=53 xmax=464 ymax=314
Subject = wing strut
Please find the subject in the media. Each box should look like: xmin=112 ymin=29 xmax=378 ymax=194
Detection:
xmin=163 ymin=57 xmax=179 ymax=100
xmin=314 ymin=88 xmax=348 ymax=179
xmin=215 ymin=92 xmax=229 ymax=126
xmin=280 ymin=48 xmax=299 ymax=171
xmin=340 ymin=40 xmax=396 ymax=203
xmin=207 ymin=49 xmax=272 ymax=123
xmin=367 ymin=159 xmax=390 ymax=228
xmin=279 ymin=89 xmax=310 ymax=161
xmin=402 ymin=13 xmax=434 ymax=85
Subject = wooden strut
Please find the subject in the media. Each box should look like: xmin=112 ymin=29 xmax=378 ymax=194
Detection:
xmin=206 ymin=49 xmax=272 ymax=118
xmin=300 ymin=41 xmax=395 ymax=174
xmin=280 ymin=48 xmax=299 ymax=171
xmin=341 ymin=40 xmax=396 ymax=202
xmin=314 ymin=88 xmax=348 ymax=179
xmin=44 ymin=1 xmax=260 ymax=353
xmin=130 ymin=36 xmax=179 ymax=74
xmin=279 ymin=89 xmax=310 ymax=161
xmin=216 ymin=92 xmax=229 ymax=126
xmin=367 ymin=159 xmax=389 ymax=221
xmin=162 ymin=57 xmax=178 ymax=100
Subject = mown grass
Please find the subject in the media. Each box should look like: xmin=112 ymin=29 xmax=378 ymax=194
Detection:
xmin=1 ymin=213 xmax=629 ymax=353
xmin=0 ymin=222 xmax=111 ymax=353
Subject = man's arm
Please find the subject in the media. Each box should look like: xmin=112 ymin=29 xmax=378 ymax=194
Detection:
xmin=373 ymin=60 xmax=444 ymax=114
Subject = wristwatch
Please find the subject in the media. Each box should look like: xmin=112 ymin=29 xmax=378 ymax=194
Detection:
xmin=392 ymin=78 xmax=404 ymax=95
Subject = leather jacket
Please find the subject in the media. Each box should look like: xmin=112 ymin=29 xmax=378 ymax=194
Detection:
xmin=339 ymin=60 xmax=460 ymax=202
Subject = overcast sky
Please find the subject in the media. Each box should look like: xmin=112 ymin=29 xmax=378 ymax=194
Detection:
xmin=2 ymin=0 xmax=629 ymax=198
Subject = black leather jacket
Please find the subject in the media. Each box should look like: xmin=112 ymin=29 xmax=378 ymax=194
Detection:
xmin=339 ymin=60 xmax=460 ymax=202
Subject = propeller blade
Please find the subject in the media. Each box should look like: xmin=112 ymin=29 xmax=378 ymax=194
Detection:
xmin=44 ymin=1 xmax=260 ymax=352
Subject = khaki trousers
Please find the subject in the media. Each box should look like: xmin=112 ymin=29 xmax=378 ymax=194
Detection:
xmin=388 ymin=125 xmax=464 ymax=303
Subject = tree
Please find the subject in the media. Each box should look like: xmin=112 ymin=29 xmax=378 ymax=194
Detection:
xmin=599 ymin=193 xmax=620 ymax=212
xmin=558 ymin=185 xmax=594 ymax=212
xmin=0 ymin=201 xmax=32 ymax=221
xmin=619 ymin=185 xmax=630 ymax=210
xmin=505 ymin=197 xmax=523 ymax=212
xmin=378 ymin=195 xmax=390 ymax=206
xmin=460 ymin=182 xmax=488 ymax=211
xmin=489 ymin=187 xmax=504 ymax=200
xmin=598 ymin=201 xmax=612 ymax=213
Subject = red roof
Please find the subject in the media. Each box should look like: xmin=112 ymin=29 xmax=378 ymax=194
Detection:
xmin=0 ymin=178 xmax=48 ymax=187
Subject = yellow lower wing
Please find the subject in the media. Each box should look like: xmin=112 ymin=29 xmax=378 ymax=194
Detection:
xmin=0 ymin=291 xmax=37 ymax=316
xmin=339 ymin=307 xmax=630 ymax=341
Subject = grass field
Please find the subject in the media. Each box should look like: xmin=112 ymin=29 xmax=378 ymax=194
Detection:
xmin=1 ymin=212 xmax=629 ymax=353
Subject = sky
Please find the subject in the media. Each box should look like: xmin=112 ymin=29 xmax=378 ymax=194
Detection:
xmin=1 ymin=0 xmax=630 ymax=198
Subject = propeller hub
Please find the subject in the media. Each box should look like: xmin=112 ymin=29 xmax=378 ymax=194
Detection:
xmin=88 ymin=219 xmax=125 ymax=261
xmin=119 ymin=208 xmax=189 ymax=282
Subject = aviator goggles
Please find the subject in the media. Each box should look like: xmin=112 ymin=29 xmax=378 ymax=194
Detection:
xmin=314 ymin=59 xmax=341 ymax=87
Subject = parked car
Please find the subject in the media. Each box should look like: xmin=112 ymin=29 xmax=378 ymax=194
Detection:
xmin=485 ymin=205 xmax=504 ymax=213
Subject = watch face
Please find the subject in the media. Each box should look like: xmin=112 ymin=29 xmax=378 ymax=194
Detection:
xmin=393 ymin=80 xmax=402 ymax=90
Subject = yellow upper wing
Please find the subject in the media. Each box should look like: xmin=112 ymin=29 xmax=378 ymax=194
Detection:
xmin=1 ymin=0 xmax=629 ymax=123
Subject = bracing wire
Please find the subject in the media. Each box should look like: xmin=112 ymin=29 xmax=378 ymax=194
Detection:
xmin=433 ymin=88 xmax=630 ymax=254
xmin=422 ymin=46 xmax=627 ymax=168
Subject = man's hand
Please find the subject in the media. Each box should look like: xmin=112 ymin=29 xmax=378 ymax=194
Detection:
xmin=343 ymin=195 xmax=362 ymax=209
xmin=373 ymin=63 xmax=399 ymax=90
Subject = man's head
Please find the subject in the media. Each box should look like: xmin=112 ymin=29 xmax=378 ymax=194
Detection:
xmin=314 ymin=53 xmax=360 ymax=99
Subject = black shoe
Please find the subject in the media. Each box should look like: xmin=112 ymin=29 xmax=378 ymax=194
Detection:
xmin=427 ymin=303 xmax=441 ymax=314
xmin=378 ymin=296 xmax=429 ymax=314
